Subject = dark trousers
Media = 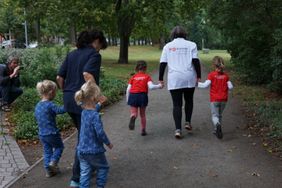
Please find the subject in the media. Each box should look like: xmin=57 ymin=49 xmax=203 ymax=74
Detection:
xmin=68 ymin=112 xmax=81 ymax=183
xmin=0 ymin=86 xmax=23 ymax=105
xmin=170 ymin=88 xmax=195 ymax=130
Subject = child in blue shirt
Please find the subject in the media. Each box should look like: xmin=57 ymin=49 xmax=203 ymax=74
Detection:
xmin=75 ymin=80 xmax=113 ymax=188
xmin=35 ymin=80 xmax=66 ymax=177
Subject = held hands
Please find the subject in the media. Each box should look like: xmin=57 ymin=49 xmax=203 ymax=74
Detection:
xmin=159 ymin=80 xmax=164 ymax=89
xmin=99 ymin=95 xmax=107 ymax=104
xmin=107 ymin=143 xmax=113 ymax=149
xmin=196 ymin=78 xmax=201 ymax=87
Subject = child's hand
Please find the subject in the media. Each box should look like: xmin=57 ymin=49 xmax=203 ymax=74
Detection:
xmin=99 ymin=95 xmax=107 ymax=104
xmin=107 ymin=143 xmax=113 ymax=149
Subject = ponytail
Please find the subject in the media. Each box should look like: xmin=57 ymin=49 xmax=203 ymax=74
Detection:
xmin=74 ymin=90 xmax=84 ymax=106
xmin=212 ymin=56 xmax=225 ymax=74
xmin=74 ymin=80 xmax=101 ymax=106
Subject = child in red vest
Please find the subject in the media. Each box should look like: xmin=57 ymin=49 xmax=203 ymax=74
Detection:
xmin=126 ymin=60 xmax=163 ymax=136
xmin=198 ymin=56 xmax=233 ymax=139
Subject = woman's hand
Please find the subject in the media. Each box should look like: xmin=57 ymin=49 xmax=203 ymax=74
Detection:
xmin=159 ymin=81 xmax=164 ymax=88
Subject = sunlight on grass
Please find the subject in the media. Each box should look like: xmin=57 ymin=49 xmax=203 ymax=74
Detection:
xmin=101 ymin=46 xmax=232 ymax=80
xmin=198 ymin=50 xmax=231 ymax=71
xmin=100 ymin=46 xmax=161 ymax=80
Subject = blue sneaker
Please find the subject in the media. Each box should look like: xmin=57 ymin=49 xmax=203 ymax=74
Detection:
xmin=69 ymin=180 xmax=79 ymax=187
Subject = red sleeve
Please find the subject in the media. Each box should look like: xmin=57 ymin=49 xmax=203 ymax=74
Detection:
xmin=225 ymin=73 xmax=230 ymax=81
xmin=147 ymin=75 xmax=152 ymax=83
xmin=207 ymin=72 xmax=213 ymax=81
xmin=128 ymin=76 xmax=134 ymax=84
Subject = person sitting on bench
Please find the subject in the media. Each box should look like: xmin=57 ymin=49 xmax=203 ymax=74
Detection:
xmin=0 ymin=56 xmax=23 ymax=112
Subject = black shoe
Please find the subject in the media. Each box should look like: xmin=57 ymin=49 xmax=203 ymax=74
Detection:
xmin=128 ymin=116 xmax=136 ymax=130
xmin=45 ymin=169 xmax=55 ymax=178
xmin=141 ymin=129 xmax=147 ymax=136
xmin=215 ymin=123 xmax=223 ymax=139
xmin=49 ymin=161 xmax=59 ymax=175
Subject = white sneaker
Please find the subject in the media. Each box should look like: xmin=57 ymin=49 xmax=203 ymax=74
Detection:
xmin=175 ymin=129 xmax=182 ymax=139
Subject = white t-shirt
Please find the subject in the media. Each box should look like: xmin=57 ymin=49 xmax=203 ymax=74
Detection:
xmin=160 ymin=38 xmax=198 ymax=90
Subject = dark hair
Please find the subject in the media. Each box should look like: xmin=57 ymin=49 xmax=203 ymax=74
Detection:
xmin=170 ymin=26 xmax=187 ymax=40
xmin=76 ymin=30 xmax=108 ymax=49
xmin=212 ymin=56 xmax=225 ymax=74
xmin=7 ymin=56 xmax=20 ymax=64
xmin=135 ymin=60 xmax=147 ymax=72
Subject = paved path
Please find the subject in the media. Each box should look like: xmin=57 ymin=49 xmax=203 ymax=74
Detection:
xmin=10 ymin=72 xmax=282 ymax=188
xmin=0 ymin=111 xmax=29 ymax=188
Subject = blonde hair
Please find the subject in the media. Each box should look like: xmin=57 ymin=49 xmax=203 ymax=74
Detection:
xmin=36 ymin=80 xmax=57 ymax=97
xmin=212 ymin=56 xmax=225 ymax=73
xmin=75 ymin=80 xmax=101 ymax=105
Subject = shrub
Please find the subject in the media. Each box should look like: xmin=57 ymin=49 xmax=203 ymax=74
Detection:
xmin=11 ymin=88 xmax=72 ymax=140
xmin=100 ymin=76 xmax=127 ymax=104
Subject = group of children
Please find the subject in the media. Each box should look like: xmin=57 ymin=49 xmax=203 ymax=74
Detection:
xmin=34 ymin=55 xmax=232 ymax=187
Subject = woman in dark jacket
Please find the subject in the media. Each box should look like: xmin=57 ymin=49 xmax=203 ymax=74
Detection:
xmin=56 ymin=30 xmax=107 ymax=187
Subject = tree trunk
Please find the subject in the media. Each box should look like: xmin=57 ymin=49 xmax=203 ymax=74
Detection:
xmin=118 ymin=34 xmax=129 ymax=64
xmin=159 ymin=36 xmax=165 ymax=49
xmin=116 ymin=0 xmax=136 ymax=64
xmin=35 ymin=18 xmax=41 ymax=43
xmin=69 ymin=23 xmax=76 ymax=45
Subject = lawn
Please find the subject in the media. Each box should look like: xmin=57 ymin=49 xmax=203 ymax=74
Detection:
xmin=101 ymin=46 xmax=161 ymax=80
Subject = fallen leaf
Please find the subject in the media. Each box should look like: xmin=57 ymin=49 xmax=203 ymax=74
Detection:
xmin=251 ymin=172 xmax=260 ymax=177
xmin=263 ymin=143 xmax=268 ymax=147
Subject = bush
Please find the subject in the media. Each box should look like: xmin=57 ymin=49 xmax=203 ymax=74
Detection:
xmin=208 ymin=1 xmax=282 ymax=93
xmin=11 ymin=88 xmax=72 ymax=140
xmin=100 ymin=77 xmax=127 ymax=104
xmin=2 ymin=47 xmax=126 ymax=140
xmin=0 ymin=47 xmax=69 ymax=87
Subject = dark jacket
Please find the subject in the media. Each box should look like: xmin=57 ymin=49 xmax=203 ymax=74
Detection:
xmin=57 ymin=47 xmax=101 ymax=114
xmin=0 ymin=64 xmax=20 ymax=87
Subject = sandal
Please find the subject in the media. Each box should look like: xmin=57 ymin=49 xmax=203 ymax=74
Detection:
xmin=184 ymin=122 xmax=192 ymax=131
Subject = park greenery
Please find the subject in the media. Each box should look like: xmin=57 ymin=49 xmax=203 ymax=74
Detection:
xmin=0 ymin=1 xmax=281 ymax=147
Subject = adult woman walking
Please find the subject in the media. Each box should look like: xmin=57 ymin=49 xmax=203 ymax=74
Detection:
xmin=159 ymin=26 xmax=201 ymax=139
xmin=56 ymin=30 xmax=107 ymax=187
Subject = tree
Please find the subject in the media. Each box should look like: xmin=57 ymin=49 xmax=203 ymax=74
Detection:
xmin=115 ymin=0 xmax=141 ymax=64
xmin=208 ymin=0 xmax=282 ymax=93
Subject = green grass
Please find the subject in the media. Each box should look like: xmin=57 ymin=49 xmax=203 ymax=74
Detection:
xmin=198 ymin=50 xmax=232 ymax=72
xmin=101 ymin=46 xmax=161 ymax=80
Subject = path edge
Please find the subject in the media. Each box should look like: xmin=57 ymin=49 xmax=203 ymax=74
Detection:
xmin=4 ymin=130 xmax=78 ymax=188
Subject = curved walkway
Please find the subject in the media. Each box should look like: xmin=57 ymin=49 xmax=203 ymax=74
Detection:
xmin=0 ymin=111 xmax=29 ymax=188
xmin=9 ymin=71 xmax=282 ymax=188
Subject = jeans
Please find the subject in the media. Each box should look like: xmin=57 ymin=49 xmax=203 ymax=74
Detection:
xmin=210 ymin=102 xmax=226 ymax=129
xmin=0 ymin=86 xmax=23 ymax=105
xmin=68 ymin=112 xmax=82 ymax=183
xmin=170 ymin=88 xmax=195 ymax=130
xmin=78 ymin=153 xmax=109 ymax=188
xmin=39 ymin=134 xmax=64 ymax=169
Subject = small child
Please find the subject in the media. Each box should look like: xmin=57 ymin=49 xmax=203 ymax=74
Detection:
xmin=198 ymin=56 xmax=233 ymax=139
xmin=34 ymin=80 xmax=65 ymax=177
xmin=75 ymin=80 xmax=113 ymax=188
xmin=126 ymin=60 xmax=163 ymax=136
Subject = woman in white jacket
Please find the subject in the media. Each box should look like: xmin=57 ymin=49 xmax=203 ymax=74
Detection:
xmin=159 ymin=26 xmax=201 ymax=139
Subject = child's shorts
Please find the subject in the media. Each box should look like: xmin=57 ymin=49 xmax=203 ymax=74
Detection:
xmin=128 ymin=93 xmax=148 ymax=107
